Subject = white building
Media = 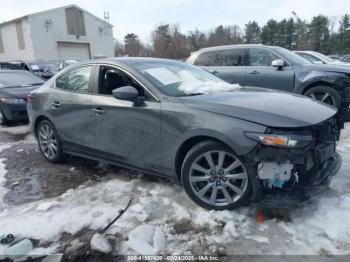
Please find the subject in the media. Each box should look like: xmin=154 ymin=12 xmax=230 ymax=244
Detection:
xmin=0 ymin=5 xmax=115 ymax=61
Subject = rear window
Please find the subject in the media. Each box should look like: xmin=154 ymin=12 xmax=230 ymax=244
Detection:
xmin=0 ymin=71 xmax=45 ymax=87
xmin=194 ymin=51 xmax=222 ymax=66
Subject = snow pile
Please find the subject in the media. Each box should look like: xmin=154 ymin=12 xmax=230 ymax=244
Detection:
xmin=127 ymin=224 xmax=165 ymax=255
xmin=0 ymin=180 xmax=134 ymax=241
xmin=90 ymin=233 xmax=112 ymax=253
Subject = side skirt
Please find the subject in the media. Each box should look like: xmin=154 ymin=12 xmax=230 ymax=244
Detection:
xmin=62 ymin=143 xmax=176 ymax=181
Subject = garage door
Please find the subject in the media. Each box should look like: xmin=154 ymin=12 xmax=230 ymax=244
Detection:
xmin=57 ymin=42 xmax=91 ymax=60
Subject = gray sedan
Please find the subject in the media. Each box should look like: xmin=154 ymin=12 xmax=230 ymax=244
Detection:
xmin=28 ymin=58 xmax=341 ymax=210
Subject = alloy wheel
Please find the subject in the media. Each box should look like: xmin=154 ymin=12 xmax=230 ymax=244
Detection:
xmin=189 ymin=150 xmax=248 ymax=207
xmin=308 ymin=91 xmax=336 ymax=106
xmin=38 ymin=123 xmax=58 ymax=160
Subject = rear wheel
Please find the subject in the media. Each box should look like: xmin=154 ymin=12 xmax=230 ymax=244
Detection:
xmin=304 ymin=85 xmax=341 ymax=109
xmin=37 ymin=120 xmax=64 ymax=163
xmin=181 ymin=141 xmax=251 ymax=210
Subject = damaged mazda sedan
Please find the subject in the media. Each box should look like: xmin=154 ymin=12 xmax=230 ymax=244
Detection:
xmin=27 ymin=58 xmax=342 ymax=210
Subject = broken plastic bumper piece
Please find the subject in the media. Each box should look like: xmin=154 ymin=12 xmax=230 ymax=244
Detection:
xmin=256 ymin=152 xmax=342 ymax=208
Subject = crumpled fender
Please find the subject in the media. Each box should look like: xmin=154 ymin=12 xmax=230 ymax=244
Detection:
xmin=295 ymin=69 xmax=350 ymax=94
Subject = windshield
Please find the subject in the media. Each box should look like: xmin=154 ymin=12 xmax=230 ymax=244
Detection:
xmin=124 ymin=60 xmax=240 ymax=97
xmin=0 ymin=71 xmax=45 ymax=87
xmin=271 ymin=46 xmax=311 ymax=65
xmin=28 ymin=62 xmax=60 ymax=72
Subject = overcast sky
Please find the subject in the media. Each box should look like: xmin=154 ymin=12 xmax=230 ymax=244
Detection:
xmin=2 ymin=0 xmax=350 ymax=43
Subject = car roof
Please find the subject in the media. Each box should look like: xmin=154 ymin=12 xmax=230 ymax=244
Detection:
xmin=195 ymin=44 xmax=264 ymax=53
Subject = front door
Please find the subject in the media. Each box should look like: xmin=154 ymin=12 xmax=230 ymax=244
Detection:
xmin=90 ymin=65 xmax=162 ymax=171
xmin=245 ymin=48 xmax=295 ymax=92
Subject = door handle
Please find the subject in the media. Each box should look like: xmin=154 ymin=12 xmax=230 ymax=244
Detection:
xmin=92 ymin=107 xmax=105 ymax=115
xmin=248 ymin=70 xmax=259 ymax=75
xmin=52 ymin=101 xmax=61 ymax=108
xmin=209 ymin=70 xmax=219 ymax=75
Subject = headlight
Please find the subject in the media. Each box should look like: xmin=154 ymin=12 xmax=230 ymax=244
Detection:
xmin=244 ymin=132 xmax=313 ymax=148
xmin=0 ymin=98 xmax=26 ymax=104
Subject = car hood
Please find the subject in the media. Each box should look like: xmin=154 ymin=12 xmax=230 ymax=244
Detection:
xmin=181 ymin=87 xmax=337 ymax=128
xmin=303 ymin=63 xmax=350 ymax=74
xmin=0 ymin=85 xmax=40 ymax=99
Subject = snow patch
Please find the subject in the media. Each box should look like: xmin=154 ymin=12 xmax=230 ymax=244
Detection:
xmin=245 ymin=235 xmax=270 ymax=243
xmin=90 ymin=233 xmax=112 ymax=253
xmin=127 ymin=224 xmax=166 ymax=255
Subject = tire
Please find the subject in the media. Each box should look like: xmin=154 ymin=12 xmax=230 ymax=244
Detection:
xmin=304 ymin=85 xmax=342 ymax=109
xmin=0 ymin=109 xmax=8 ymax=126
xmin=181 ymin=140 xmax=252 ymax=210
xmin=36 ymin=120 xmax=64 ymax=163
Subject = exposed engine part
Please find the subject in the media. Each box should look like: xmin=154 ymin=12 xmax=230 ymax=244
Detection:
xmin=258 ymin=161 xmax=294 ymax=189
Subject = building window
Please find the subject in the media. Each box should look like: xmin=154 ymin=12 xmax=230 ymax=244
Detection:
xmin=0 ymin=27 xmax=4 ymax=53
xmin=15 ymin=21 xmax=26 ymax=50
xmin=65 ymin=7 xmax=86 ymax=36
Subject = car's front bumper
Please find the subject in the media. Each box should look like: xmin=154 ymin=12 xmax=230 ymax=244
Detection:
xmin=1 ymin=103 xmax=29 ymax=122
xmin=245 ymin=118 xmax=341 ymax=208
xmin=255 ymin=152 xmax=341 ymax=208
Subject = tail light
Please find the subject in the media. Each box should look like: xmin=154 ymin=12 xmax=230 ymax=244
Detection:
xmin=27 ymin=94 xmax=33 ymax=103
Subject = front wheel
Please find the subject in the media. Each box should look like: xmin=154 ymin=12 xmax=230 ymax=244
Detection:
xmin=304 ymin=85 xmax=341 ymax=109
xmin=181 ymin=141 xmax=251 ymax=210
xmin=36 ymin=120 xmax=64 ymax=163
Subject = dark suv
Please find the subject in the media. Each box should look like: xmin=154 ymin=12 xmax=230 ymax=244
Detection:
xmin=186 ymin=44 xmax=350 ymax=123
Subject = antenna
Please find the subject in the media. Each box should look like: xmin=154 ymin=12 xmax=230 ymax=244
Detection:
xmin=103 ymin=11 xmax=110 ymax=35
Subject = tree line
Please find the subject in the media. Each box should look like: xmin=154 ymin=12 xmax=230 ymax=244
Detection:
xmin=115 ymin=14 xmax=350 ymax=59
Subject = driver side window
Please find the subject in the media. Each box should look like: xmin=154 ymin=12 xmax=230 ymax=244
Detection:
xmin=248 ymin=48 xmax=279 ymax=66
xmin=98 ymin=66 xmax=144 ymax=96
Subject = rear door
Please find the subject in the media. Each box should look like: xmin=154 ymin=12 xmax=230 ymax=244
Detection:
xmin=245 ymin=47 xmax=295 ymax=92
xmin=47 ymin=65 xmax=95 ymax=150
xmin=89 ymin=65 xmax=162 ymax=172
xmin=193 ymin=49 xmax=247 ymax=85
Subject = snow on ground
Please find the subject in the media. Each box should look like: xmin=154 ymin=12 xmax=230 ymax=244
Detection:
xmin=0 ymin=124 xmax=349 ymax=256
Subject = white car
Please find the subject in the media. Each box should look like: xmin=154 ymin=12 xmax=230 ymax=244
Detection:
xmin=295 ymin=51 xmax=350 ymax=67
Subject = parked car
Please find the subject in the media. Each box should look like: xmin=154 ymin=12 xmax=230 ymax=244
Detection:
xmin=294 ymin=51 xmax=350 ymax=66
xmin=0 ymin=62 xmax=23 ymax=70
xmin=186 ymin=45 xmax=350 ymax=124
xmin=28 ymin=58 xmax=341 ymax=210
xmin=0 ymin=70 xmax=44 ymax=125
xmin=328 ymin=55 xmax=341 ymax=61
xmin=340 ymin=55 xmax=350 ymax=63
xmin=8 ymin=60 xmax=61 ymax=79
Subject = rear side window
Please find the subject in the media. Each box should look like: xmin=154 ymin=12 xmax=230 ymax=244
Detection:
xmin=56 ymin=66 xmax=92 ymax=93
xmin=194 ymin=51 xmax=222 ymax=66
xmin=248 ymin=48 xmax=279 ymax=66
xmin=222 ymin=49 xmax=245 ymax=66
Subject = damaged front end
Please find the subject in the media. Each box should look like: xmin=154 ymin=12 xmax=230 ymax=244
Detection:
xmin=245 ymin=117 xmax=342 ymax=208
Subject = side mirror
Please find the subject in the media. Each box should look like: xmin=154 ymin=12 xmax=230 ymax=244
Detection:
xmin=112 ymin=85 xmax=143 ymax=102
xmin=271 ymin=59 xmax=285 ymax=70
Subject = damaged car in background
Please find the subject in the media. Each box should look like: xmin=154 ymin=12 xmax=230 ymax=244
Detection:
xmin=186 ymin=44 xmax=350 ymax=125
xmin=28 ymin=58 xmax=342 ymax=210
